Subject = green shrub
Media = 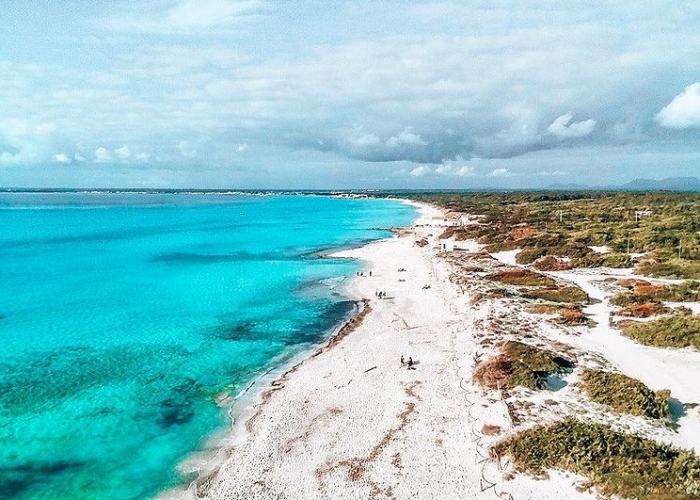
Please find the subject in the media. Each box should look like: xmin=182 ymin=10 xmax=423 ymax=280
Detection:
xmin=522 ymin=286 xmax=589 ymax=304
xmin=493 ymin=417 xmax=700 ymax=500
xmin=581 ymin=368 xmax=670 ymax=419
xmin=486 ymin=269 xmax=556 ymax=287
xmin=620 ymin=315 xmax=700 ymax=350
xmin=637 ymin=260 xmax=700 ymax=279
xmin=473 ymin=341 xmax=573 ymax=390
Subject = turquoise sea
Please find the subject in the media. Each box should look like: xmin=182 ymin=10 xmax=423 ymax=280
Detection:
xmin=0 ymin=192 xmax=416 ymax=500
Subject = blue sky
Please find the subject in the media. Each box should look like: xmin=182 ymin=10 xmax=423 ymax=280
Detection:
xmin=1 ymin=1 xmax=700 ymax=189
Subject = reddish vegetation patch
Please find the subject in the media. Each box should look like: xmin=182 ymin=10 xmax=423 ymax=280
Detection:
xmin=558 ymin=308 xmax=588 ymax=325
xmin=473 ymin=355 xmax=511 ymax=389
xmin=619 ymin=302 xmax=665 ymax=318
xmin=533 ymin=255 xmax=572 ymax=271
xmin=509 ymin=226 xmax=537 ymax=241
xmin=634 ymin=282 xmax=665 ymax=296
xmin=439 ymin=226 xmax=456 ymax=239
xmin=618 ymin=278 xmax=650 ymax=288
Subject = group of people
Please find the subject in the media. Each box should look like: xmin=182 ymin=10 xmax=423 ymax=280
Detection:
xmin=400 ymin=355 xmax=416 ymax=369
xmin=356 ymin=271 xmax=372 ymax=277
xmin=375 ymin=290 xmax=387 ymax=299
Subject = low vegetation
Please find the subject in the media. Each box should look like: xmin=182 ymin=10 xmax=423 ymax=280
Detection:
xmin=492 ymin=417 xmax=700 ymax=500
xmin=397 ymin=191 xmax=700 ymax=279
xmin=617 ymin=279 xmax=700 ymax=302
xmin=473 ymin=341 xmax=573 ymax=391
xmin=521 ymin=285 xmax=589 ymax=304
xmin=526 ymin=303 xmax=589 ymax=325
xmin=620 ymin=315 xmax=700 ymax=350
xmin=486 ymin=269 xmax=555 ymax=287
xmin=580 ymin=368 xmax=670 ymax=419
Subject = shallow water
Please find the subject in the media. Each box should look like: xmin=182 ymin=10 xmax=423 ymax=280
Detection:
xmin=0 ymin=193 xmax=415 ymax=500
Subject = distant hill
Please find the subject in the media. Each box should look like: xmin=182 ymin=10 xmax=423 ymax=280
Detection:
xmin=621 ymin=177 xmax=700 ymax=191
xmin=546 ymin=177 xmax=700 ymax=192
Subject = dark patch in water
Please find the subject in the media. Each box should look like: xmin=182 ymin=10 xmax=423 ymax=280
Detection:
xmin=215 ymin=321 xmax=262 ymax=341
xmin=0 ymin=460 xmax=85 ymax=500
xmin=158 ymin=398 xmax=195 ymax=428
xmin=0 ymin=345 xmax=189 ymax=415
xmin=211 ymin=300 xmax=357 ymax=346
xmin=156 ymin=378 xmax=198 ymax=429
xmin=151 ymin=251 xmax=299 ymax=264
xmin=285 ymin=300 xmax=357 ymax=345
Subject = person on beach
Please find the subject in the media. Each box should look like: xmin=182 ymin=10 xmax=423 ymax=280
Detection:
xmin=408 ymin=357 xmax=414 ymax=368
xmin=400 ymin=355 xmax=405 ymax=366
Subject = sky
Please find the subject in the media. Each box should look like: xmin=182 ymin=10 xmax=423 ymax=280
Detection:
xmin=1 ymin=0 xmax=700 ymax=189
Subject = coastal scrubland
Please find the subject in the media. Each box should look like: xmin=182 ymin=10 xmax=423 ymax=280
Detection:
xmin=401 ymin=191 xmax=700 ymax=278
xmin=394 ymin=191 xmax=700 ymax=499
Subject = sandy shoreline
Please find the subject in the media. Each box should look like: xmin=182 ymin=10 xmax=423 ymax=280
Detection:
xmin=158 ymin=199 xmax=700 ymax=500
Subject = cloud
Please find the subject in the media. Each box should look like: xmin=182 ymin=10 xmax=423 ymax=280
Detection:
xmin=386 ymin=128 xmax=427 ymax=148
xmin=434 ymin=159 xmax=474 ymax=177
xmin=410 ymin=165 xmax=431 ymax=177
xmin=94 ymin=147 xmax=113 ymax=163
xmin=53 ymin=153 xmax=72 ymax=164
xmin=491 ymin=168 xmax=510 ymax=176
xmin=655 ymin=83 xmax=700 ymax=128
xmin=455 ymin=165 xmax=474 ymax=177
xmin=115 ymin=145 xmax=131 ymax=160
xmin=538 ymin=170 xmax=568 ymax=176
xmin=547 ymin=113 xmax=596 ymax=139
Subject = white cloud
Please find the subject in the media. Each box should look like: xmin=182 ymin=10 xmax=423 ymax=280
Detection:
xmin=434 ymin=160 xmax=474 ymax=177
xmin=115 ymin=145 xmax=131 ymax=160
xmin=236 ymin=144 xmax=248 ymax=152
xmin=491 ymin=168 xmax=510 ymax=176
xmin=455 ymin=166 xmax=474 ymax=177
xmin=547 ymin=113 xmax=596 ymax=139
xmin=53 ymin=153 xmax=72 ymax=164
xmin=655 ymin=83 xmax=700 ymax=128
xmin=74 ymin=153 xmax=86 ymax=162
xmin=135 ymin=152 xmax=150 ymax=160
xmin=538 ymin=170 xmax=568 ymax=176
xmin=410 ymin=165 xmax=431 ymax=177
xmin=94 ymin=147 xmax=113 ymax=163
xmin=386 ymin=128 xmax=427 ymax=148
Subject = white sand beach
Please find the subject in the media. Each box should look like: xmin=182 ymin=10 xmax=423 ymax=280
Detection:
xmin=161 ymin=201 xmax=700 ymax=500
